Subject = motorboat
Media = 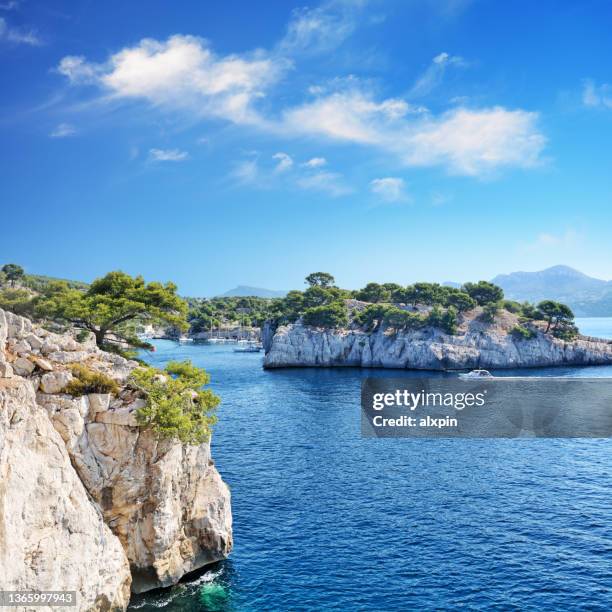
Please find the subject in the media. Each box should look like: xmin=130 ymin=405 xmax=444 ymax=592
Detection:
xmin=459 ymin=369 xmax=494 ymax=380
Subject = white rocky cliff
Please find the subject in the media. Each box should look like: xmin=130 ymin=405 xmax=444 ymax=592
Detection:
xmin=0 ymin=308 xmax=232 ymax=608
xmin=264 ymin=309 xmax=612 ymax=369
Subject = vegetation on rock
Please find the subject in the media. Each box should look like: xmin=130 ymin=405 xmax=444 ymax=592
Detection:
xmin=65 ymin=364 xmax=120 ymax=396
xmin=35 ymin=271 xmax=188 ymax=350
xmin=130 ymin=360 xmax=219 ymax=445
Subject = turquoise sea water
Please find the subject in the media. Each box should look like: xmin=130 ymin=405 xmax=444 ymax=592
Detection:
xmin=129 ymin=318 xmax=612 ymax=611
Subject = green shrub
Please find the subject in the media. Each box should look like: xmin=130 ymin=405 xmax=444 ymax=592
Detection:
xmin=553 ymin=323 xmax=578 ymax=341
xmin=302 ymin=301 xmax=349 ymax=328
xmin=130 ymin=360 xmax=219 ymax=445
xmin=503 ymin=300 xmax=522 ymax=313
xmin=481 ymin=302 xmax=501 ymax=323
xmin=65 ymin=364 xmax=120 ymax=396
xmin=383 ymin=308 xmax=426 ymax=331
xmin=354 ymin=304 xmax=393 ymax=330
xmin=0 ymin=288 xmax=34 ymax=316
xmin=510 ymin=325 xmax=536 ymax=340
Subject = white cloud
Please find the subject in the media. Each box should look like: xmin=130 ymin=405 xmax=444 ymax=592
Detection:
xmin=296 ymin=170 xmax=352 ymax=197
xmin=148 ymin=148 xmax=189 ymax=162
xmin=58 ymin=35 xmax=288 ymax=124
xmin=272 ymin=152 xmax=293 ymax=172
xmin=231 ymin=158 xmax=259 ymax=183
xmin=370 ymin=177 xmax=407 ymax=202
xmin=582 ymin=79 xmax=612 ymax=109
xmin=0 ymin=16 xmax=40 ymax=45
xmin=410 ymin=51 xmax=466 ymax=98
xmin=55 ymin=16 xmax=545 ymax=179
xmin=303 ymin=157 xmax=327 ymax=168
xmin=403 ymin=106 xmax=545 ymax=175
xmin=282 ymin=91 xmax=412 ymax=143
xmin=0 ymin=1 xmax=20 ymax=10
xmin=49 ymin=123 xmax=76 ymax=138
xmin=278 ymin=0 xmax=369 ymax=56
xmin=282 ymin=90 xmax=545 ymax=176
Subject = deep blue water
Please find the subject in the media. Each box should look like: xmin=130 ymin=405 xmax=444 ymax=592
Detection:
xmin=129 ymin=319 xmax=612 ymax=611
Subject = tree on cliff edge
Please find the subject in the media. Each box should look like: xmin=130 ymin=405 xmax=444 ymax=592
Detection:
xmin=36 ymin=271 xmax=188 ymax=350
xmin=305 ymin=272 xmax=335 ymax=288
xmin=1 ymin=263 xmax=25 ymax=287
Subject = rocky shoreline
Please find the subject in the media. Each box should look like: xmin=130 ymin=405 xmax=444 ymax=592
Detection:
xmin=0 ymin=309 xmax=232 ymax=609
xmin=263 ymin=309 xmax=612 ymax=370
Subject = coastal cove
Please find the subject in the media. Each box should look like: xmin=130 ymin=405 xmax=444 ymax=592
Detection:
xmin=131 ymin=317 xmax=612 ymax=611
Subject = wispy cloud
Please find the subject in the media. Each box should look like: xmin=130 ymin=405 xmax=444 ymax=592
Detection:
xmin=272 ymin=151 xmax=293 ymax=172
xmin=302 ymin=157 xmax=327 ymax=168
xmin=582 ymin=79 xmax=612 ymax=109
xmin=409 ymin=51 xmax=466 ymax=98
xmin=0 ymin=16 xmax=40 ymax=45
xmin=278 ymin=0 xmax=369 ymax=56
xmin=370 ymin=177 xmax=408 ymax=202
xmin=0 ymin=1 xmax=20 ymax=10
xmin=148 ymin=148 xmax=189 ymax=162
xmin=49 ymin=122 xmax=76 ymax=138
xmin=296 ymin=169 xmax=352 ymax=197
xmin=55 ymin=5 xmax=546 ymax=179
xmin=231 ymin=157 xmax=259 ymax=184
xmin=519 ymin=229 xmax=582 ymax=253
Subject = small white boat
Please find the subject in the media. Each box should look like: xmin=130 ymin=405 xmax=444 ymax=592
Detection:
xmin=234 ymin=342 xmax=263 ymax=353
xmin=178 ymin=336 xmax=193 ymax=343
xmin=459 ymin=369 xmax=494 ymax=380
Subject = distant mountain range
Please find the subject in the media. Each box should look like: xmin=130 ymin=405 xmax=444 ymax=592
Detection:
xmin=218 ymin=285 xmax=289 ymax=298
xmin=492 ymin=265 xmax=612 ymax=317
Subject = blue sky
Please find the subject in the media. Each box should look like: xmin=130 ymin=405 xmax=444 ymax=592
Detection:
xmin=1 ymin=0 xmax=612 ymax=295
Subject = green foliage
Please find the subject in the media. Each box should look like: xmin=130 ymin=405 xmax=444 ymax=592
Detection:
xmin=65 ymin=364 xmax=120 ymax=396
xmin=355 ymin=282 xmax=391 ymax=303
xmin=354 ymin=304 xmax=393 ymax=330
xmin=303 ymin=285 xmax=335 ymax=308
xmin=510 ymin=325 xmax=536 ymax=340
xmin=403 ymin=282 xmax=443 ymax=306
xmin=305 ymin=272 xmax=335 ymax=288
xmin=444 ymin=288 xmax=477 ymax=312
xmin=553 ymin=323 xmax=578 ymax=341
xmin=130 ymin=361 xmax=219 ymax=445
xmin=35 ymin=271 xmax=188 ymax=350
xmin=463 ymin=281 xmax=504 ymax=305
xmin=0 ymin=288 xmax=34 ymax=316
xmin=536 ymin=300 xmax=575 ymax=333
xmin=384 ymin=308 xmax=426 ymax=331
xmin=440 ymin=306 xmax=458 ymax=334
xmin=76 ymin=329 xmax=91 ymax=343
xmin=481 ymin=301 xmax=501 ymax=323
xmin=1 ymin=263 xmax=24 ymax=286
xmin=188 ymin=295 xmax=277 ymax=331
xmin=519 ymin=302 xmax=543 ymax=320
xmin=302 ymin=301 xmax=348 ymax=328
xmin=502 ymin=300 xmax=523 ymax=313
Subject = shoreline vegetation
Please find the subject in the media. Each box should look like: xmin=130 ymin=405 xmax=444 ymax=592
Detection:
xmin=0 ymin=264 xmax=593 ymax=350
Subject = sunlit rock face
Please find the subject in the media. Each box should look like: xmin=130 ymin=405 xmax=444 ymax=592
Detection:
xmin=264 ymin=309 xmax=612 ymax=370
xmin=0 ymin=308 xmax=233 ymax=603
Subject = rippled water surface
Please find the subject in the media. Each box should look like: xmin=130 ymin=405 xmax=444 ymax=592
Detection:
xmin=130 ymin=318 xmax=612 ymax=611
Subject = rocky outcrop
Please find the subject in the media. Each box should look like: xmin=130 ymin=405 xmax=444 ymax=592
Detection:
xmin=0 ymin=380 xmax=132 ymax=611
xmin=264 ymin=309 xmax=612 ymax=370
xmin=0 ymin=309 xmax=232 ymax=605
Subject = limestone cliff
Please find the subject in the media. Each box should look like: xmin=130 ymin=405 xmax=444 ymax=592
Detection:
xmin=0 ymin=308 xmax=232 ymax=607
xmin=264 ymin=309 xmax=612 ymax=370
